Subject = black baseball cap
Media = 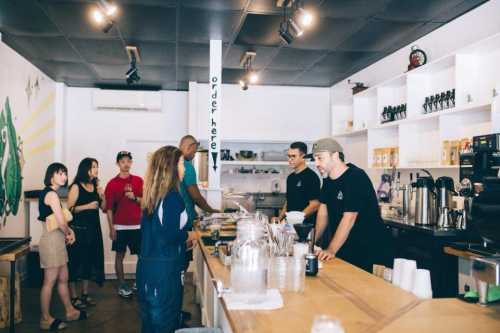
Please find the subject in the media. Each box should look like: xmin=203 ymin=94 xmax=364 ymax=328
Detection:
xmin=116 ymin=151 xmax=132 ymax=162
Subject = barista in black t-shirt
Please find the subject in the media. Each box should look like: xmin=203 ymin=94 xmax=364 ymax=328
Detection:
xmin=273 ymin=142 xmax=320 ymax=225
xmin=312 ymin=137 xmax=389 ymax=272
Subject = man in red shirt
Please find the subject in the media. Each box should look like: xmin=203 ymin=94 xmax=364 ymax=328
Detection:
xmin=105 ymin=151 xmax=143 ymax=298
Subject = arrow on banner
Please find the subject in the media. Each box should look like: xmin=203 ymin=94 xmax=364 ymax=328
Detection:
xmin=211 ymin=152 xmax=218 ymax=171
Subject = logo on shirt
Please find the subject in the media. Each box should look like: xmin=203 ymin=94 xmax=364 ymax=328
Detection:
xmin=337 ymin=191 xmax=343 ymax=200
xmin=296 ymin=180 xmax=302 ymax=187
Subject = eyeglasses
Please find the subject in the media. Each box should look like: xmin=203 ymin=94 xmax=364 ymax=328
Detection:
xmin=118 ymin=151 xmax=131 ymax=155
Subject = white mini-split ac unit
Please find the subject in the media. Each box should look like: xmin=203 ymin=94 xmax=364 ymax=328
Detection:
xmin=92 ymin=89 xmax=162 ymax=111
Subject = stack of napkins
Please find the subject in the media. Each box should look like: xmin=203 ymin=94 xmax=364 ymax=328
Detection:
xmin=223 ymin=289 xmax=283 ymax=310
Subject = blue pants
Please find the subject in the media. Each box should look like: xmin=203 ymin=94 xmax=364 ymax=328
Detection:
xmin=137 ymin=259 xmax=183 ymax=333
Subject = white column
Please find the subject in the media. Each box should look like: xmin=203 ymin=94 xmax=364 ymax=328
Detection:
xmin=207 ymin=40 xmax=222 ymax=208
xmin=492 ymin=86 xmax=500 ymax=133
xmin=187 ymin=81 xmax=198 ymax=136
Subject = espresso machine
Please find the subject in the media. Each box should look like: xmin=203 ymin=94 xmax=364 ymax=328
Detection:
xmin=460 ymin=133 xmax=500 ymax=190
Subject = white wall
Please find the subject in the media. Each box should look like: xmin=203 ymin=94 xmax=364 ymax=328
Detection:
xmin=0 ymin=35 xmax=56 ymax=239
xmin=61 ymin=87 xmax=188 ymax=274
xmin=190 ymin=83 xmax=331 ymax=141
xmin=62 ymin=88 xmax=188 ymax=180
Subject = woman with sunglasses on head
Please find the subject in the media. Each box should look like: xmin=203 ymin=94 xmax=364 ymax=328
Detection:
xmin=38 ymin=163 xmax=87 ymax=331
xmin=67 ymin=158 xmax=106 ymax=309
xmin=137 ymin=146 xmax=198 ymax=333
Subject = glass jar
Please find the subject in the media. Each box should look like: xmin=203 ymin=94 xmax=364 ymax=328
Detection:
xmin=230 ymin=220 xmax=269 ymax=296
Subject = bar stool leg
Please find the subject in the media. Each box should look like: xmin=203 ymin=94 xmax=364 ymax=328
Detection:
xmin=9 ymin=261 xmax=15 ymax=333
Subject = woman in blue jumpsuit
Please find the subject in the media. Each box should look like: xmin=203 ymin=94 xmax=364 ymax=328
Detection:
xmin=137 ymin=146 xmax=196 ymax=333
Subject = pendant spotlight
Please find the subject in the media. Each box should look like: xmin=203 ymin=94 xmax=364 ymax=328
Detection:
xmin=125 ymin=46 xmax=141 ymax=85
xmin=91 ymin=0 xmax=118 ymax=33
xmin=277 ymin=0 xmax=314 ymax=45
xmin=239 ymin=51 xmax=258 ymax=91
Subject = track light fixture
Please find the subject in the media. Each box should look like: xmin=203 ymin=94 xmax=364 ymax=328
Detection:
xmin=125 ymin=46 xmax=141 ymax=85
xmin=91 ymin=0 xmax=118 ymax=33
xmin=277 ymin=0 xmax=314 ymax=45
xmin=239 ymin=51 xmax=258 ymax=91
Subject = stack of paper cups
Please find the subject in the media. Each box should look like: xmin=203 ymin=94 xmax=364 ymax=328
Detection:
xmin=412 ymin=269 xmax=433 ymax=299
xmin=392 ymin=258 xmax=405 ymax=287
xmin=383 ymin=268 xmax=393 ymax=283
xmin=400 ymin=260 xmax=417 ymax=292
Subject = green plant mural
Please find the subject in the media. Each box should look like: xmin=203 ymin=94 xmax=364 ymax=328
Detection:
xmin=0 ymin=97 xmax=24 ymax=225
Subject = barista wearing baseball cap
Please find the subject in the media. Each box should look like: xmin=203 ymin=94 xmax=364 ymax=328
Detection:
xmin=312 ymin=138 xmax=389 ymax=272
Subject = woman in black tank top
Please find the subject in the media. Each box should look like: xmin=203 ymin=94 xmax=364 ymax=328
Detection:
xmin=67 ymin=158 xmax=106 ymax=309
xmin=38 ymin=163 xmax=86 ymax=331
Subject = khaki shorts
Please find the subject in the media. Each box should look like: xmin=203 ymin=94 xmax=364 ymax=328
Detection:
xmin=38 ymin=223 xmax=68 ymax=269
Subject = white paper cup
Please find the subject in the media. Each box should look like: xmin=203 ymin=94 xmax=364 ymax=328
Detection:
xmin=293 ymin=243 xmax=309 ymax=259
xmin=392 ymin=258 xmax=405 ymax=286
xmin=400 ymin=260 xmax=417 ymax=292
xmin=286 ymin=211 xmax=305 ymax=225
xmin=412 ymin=269 xmax=433 ymax=299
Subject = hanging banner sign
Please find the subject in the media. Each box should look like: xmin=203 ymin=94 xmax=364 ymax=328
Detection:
xmin=208 ymin=40 xmax=221 ymax=189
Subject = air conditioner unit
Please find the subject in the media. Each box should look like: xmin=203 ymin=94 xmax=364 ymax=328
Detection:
xmin=92 ymin=89 xmax=162 ymax=111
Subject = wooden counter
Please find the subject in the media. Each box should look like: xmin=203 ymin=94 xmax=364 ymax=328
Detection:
xmin=193 ymin=231 xmax=500 ymax=333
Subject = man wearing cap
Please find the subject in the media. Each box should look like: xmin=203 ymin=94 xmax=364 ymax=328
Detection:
xmin=105 ymin=151 xmax=143 ymax=298
xmin=312 ymin=138 xmax=388 ymax=272
xmin=273 ymin=141 xmax=321 ymax=225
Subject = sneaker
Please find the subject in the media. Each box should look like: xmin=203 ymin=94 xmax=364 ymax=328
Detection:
xmin=118 ymin=284 xmax=133 ymax=298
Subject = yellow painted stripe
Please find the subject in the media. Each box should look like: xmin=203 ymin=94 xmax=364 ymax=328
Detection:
xmin=19 ymin=91 xmax=55 ymax=134
xmin=25 ymin=139 xmax=55 ymax=157
xmin=22 ymin=119 xmax=55 ymax=145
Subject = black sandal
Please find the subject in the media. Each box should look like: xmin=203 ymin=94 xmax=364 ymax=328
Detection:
xmin=66 ymin=310 xmax=88 ymax=322
xmin=71 ymin=297 xmax=87 ymax=310
xmin=40 ymin=318 xmax=67 ymax=331
xmin=81 ymin=294 xmax=96 ymax=306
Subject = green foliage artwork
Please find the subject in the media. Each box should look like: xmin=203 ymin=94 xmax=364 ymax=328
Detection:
xmin=0 ymin=97 xmax=24 ymax=225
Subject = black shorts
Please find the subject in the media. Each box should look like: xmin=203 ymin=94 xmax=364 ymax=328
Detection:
xmin=112 ymin=229 xmax=141 ymax=255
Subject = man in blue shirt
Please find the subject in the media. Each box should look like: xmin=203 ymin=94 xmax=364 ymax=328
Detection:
xmin=179 ymin=135 xmax=219 ymax=229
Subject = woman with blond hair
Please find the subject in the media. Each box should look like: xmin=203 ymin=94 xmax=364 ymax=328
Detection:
xmin=137 ymin=146 xmax=197 ymax=333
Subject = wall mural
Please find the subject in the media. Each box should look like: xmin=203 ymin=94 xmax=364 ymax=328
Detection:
xmin=0 ymin=97 xmax=24 ymax=226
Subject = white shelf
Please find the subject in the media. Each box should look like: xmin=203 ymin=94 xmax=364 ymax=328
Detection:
xmin=413 ymin=101 xmax=491 ymax=121
xmin=371 ymin=119 xmax=405 ymax=129
xmin=370 ymin=165 xmax=459 ymax=170
xmin=333 ymin=128 xmax=368 ymax=137
xmin=410 ymin=54 xmax=456 ymax=75
xmin=220 ymin=139 xmax=313 ymax=144
xmin=371 ymin=101 xmax=491 ymax=127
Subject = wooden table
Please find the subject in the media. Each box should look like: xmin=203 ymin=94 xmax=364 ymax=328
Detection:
xmin=0 ymin=244 xmax=30 ymax=333
xmin=193 ymin=231 xmax=500 ymax=332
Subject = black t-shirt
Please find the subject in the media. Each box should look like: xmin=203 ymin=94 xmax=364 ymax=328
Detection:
xmin=319 ymin=163 xmax=387 ymax=272
xmin=286 ymin=167 xmax=321 ymax=225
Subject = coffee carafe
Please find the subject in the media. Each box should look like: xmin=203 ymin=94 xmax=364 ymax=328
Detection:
xmin=435 ymin=176 xmax=455 ymax=228
xmin=415 ymin=176 xmax=436 ymax=225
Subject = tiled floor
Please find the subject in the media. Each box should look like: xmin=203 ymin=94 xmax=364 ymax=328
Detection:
xmin=0 ymin=273 xmax=201 ymax=332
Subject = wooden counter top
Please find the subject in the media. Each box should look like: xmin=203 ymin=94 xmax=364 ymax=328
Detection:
xmin=196 ymin=230 xmax=500 ymax=332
